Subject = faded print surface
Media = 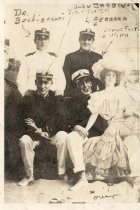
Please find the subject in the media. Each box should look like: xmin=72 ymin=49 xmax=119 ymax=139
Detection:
xmin=4 ymin=2 xmax=140 ymax=203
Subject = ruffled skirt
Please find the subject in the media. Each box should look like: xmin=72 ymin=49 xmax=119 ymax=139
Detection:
xmin=83 ymin=117 xmax=138 ymax=179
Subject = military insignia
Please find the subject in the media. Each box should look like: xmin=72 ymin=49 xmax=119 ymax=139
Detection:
xmin=48 ymin=52 xmax=57 ymax=57
xmin=25 ymin=52 xmax=36 ymax=57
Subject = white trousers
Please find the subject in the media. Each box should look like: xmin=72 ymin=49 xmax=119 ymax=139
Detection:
xmin=66 ymin=131 xmax=86 ymax=173
xmin=19 ymin=130 xmax=97 ymax=177
xmin=66 ymin=131 xmax=100 ymax=173
xmin=19 ymin=131 xmax=68 ymax=177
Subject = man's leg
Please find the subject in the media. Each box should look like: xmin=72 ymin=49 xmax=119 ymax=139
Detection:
xmin=66 ymin=131 xmax=88 ymax=190
xmin=51 ymin=131 xmax=68 ymax=177
xmin=18 ymin=135 xmax=39 ymax=186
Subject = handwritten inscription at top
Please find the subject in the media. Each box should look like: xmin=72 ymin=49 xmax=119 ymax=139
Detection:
xmin=68 ymin=3 xmax=136 ymax=14
xmin=13 ymin=4 xmax=138 ymax=39
xmin=14 ymin=9 xmax=65 ymax=24
xmin=73 ymin=3 xmax=133 ymax=9
xmin=14 ymin=3 xmax=137 ymax=25
xmin=99 ymin=25 xmax=139 ymax=39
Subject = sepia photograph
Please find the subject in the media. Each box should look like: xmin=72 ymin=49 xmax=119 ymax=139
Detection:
xmin=3 ymin=0 xmax=140 ymax=205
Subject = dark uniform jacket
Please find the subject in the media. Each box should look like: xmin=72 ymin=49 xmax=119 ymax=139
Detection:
xmin=63 ymin=49 xmax=104 ymax=96
xmin=63 ymin=94 xmax=107 ymax=138
xmin=19 ymin=90 xmax=63 ymax=139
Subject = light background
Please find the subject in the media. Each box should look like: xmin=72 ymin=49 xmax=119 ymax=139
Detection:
xmin=5 ymin=2 xmax=139 ymax=63
xmin=1 ymin=0 xmax=140 ymax=209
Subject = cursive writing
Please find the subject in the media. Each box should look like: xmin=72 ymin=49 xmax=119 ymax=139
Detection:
xmin=93 ymin=193 xmax=120 ymax=200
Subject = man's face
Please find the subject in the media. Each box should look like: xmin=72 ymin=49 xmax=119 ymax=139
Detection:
xmin=77 ymin=77 xmax=92 ymax=95
xmin=35 ymin=78 xmax=52 ymax=96
xmin=79 ymin=35 xmax=94 ymax=51
xmin=34 ymin=35 xmax=50 ymax=51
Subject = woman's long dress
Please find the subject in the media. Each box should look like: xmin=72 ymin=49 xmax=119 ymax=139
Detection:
xmin=84 ymin=86 xmax=138 ymax=179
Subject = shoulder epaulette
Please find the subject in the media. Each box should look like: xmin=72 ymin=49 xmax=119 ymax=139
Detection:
xmin=48 ymin=52 xmax=57 ymax=57
xmin=25 ymin=52 xmax=36 ymax=57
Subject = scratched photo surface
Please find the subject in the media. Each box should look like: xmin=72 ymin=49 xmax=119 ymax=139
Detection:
xmin=4 ymin=3 xmax=140 ymax=203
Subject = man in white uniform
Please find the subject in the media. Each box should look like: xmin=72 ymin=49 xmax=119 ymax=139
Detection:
xmin=17 ymin=28 xmax=66 ymax=96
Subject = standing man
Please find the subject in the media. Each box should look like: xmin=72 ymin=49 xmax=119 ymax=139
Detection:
xmin=18 ymin=71 xmax=67 ymax=186
xmin=17 ymin=28 xmax=66 ymax=96
xmin=63 ymin=28 xmax=103 ymax=96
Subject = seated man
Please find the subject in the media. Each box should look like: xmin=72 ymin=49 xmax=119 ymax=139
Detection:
xmin=62 ymin=69 xmax=107 ymax=190
xmin=18 ymin=71 xmax=67 ymax=186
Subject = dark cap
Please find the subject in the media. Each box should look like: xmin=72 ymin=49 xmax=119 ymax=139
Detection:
xmin=35 ymin=28 xmax=50 ymax=38
xmin=80 ymin=28 xmax=95 ymax=38
xmin=36 ymin=72 xmax=53 ymax=80
xmin=71 ymin=69 xmax=91 ymax=83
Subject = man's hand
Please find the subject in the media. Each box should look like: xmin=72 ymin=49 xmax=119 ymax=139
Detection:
xmin=55 ymin=89 xmax=64 ymax=96
xmin=24 ymin=90 xmax=34 ymax=97
xmin=74 ymin=125 xmax=88 ymax=138
xmin=41 ymin=132 xmax=49 ymax=138
xmin=25 ymin=118 xmax=38 ymax=131
xmin=35 ymin=129 xmax=51 ymax=142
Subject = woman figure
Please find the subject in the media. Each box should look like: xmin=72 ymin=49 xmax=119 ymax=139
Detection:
xmin=84 ymin=66 xmax=138 ymax=180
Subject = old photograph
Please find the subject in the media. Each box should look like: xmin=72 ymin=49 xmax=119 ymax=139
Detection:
xmin=4 ymin=1 xmax=140 ymax=204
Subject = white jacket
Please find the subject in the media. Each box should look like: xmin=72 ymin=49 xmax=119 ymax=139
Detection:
xmin=17 ymin=50 xmax=66 ymax=96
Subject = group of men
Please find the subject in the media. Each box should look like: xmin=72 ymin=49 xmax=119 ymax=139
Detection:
xmin=17 ymin=27 xmax=107 ymax=190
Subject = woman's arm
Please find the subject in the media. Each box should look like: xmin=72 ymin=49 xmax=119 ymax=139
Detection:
xmin=74 ymin=113 xmax=98 ymax=138
xmin=85 ymin=113 xmax=98 ymax=132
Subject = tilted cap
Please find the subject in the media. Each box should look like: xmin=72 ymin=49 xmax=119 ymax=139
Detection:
xmin=71 ymin=69 xmax=90 ymax=83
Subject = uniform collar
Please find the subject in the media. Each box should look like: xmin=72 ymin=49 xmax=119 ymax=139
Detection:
xmin=35 ymin=90 xmax=50 ymax=99
xmin=79 ymin=48 xmax=91 ymax=53
xmin=36 ymin=49 xmax=49 ymax=55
